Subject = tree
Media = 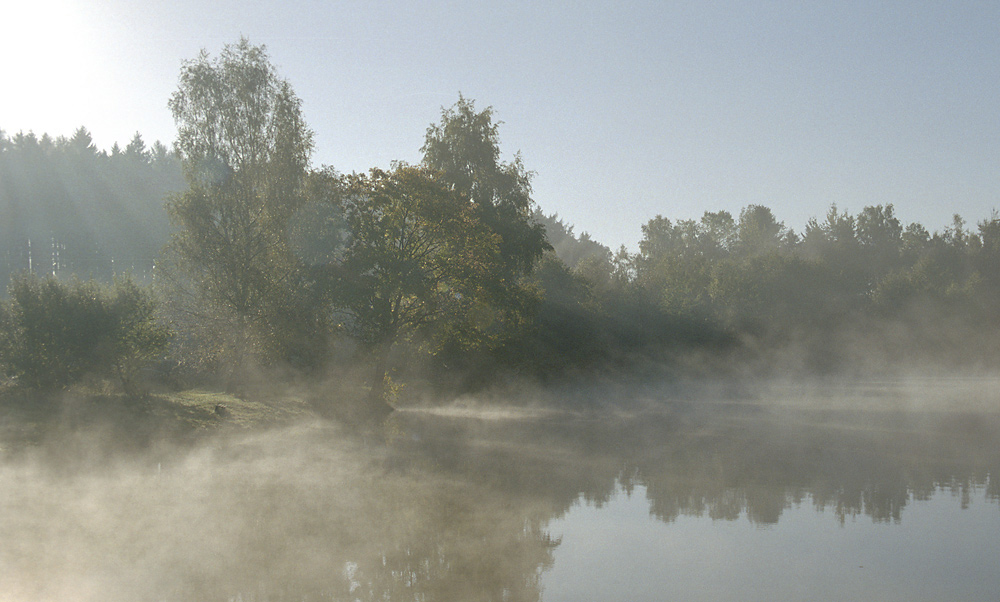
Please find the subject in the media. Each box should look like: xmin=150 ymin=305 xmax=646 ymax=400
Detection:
xmin=338 ymin=164 xmax=502 ymax=407
xmin=974 ymin=212 xmax=1000 ymax=290
xmin=901 ymin=222 xmax=931 ymax=263
xmin=124 ymin=132 xmax=151 ymax=164
xmin=107 ymin=277 xmax=174 ymax=396
xmin=700 ymin=210 xmax=738 ymax=255
xmin=800 ymin=205 xmax=865 ymax=295
xmin=533 ymin=211 xmax=611 ymax=270
xmin=856 ymin=204 xmax=903 ymax=285
xmin=633 ymin=212 xmax=737 ymax=317
xmin=420 ymin=97 xmax=552 ymax=377
xmin=736 ymin=205 xmax=788 ymax=255
xmin=421 ymin=96 xmax=549 ymax=277
xmin=709 ymin=253 xmax=832 ymax=338
xmin=151 ymin=140 xmax=171 ymax=164
xmin=635 ymin=216 xmax=712 ymax=315
xmin=164 ymin=38 xmax=316 ymax=370
xmin=68 ymin=127 xmax=98 ymax=157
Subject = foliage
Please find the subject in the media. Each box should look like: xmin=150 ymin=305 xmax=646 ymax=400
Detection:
xmin=709 ymin=252 xmax=839 ymax=335
xmin=635 ymin=214 xmax=733 ymax=317
xmin=525 ymin=254 xmax=606 ymax=370
xmin=422 ymin=95 xmax=550 ymax=278
xmin=412 ymin=96 xmax=556 ymax=384
xmin=533 ymin=211 xmax=611 ymax=270
xmin=12 ymin=73 xmax=1000 ymax=392
xmin=289 ymin=167 xmax=349 ymax=268
xmin=737 ymin=205 xmax=790 ymax=255
xmin=106 ymin=278 xmax=173 ymax=395
xmin=619 ymin=200 xmax=1000 ymax=372
xmin=0 ymin=274 xmax=170 ymax=394
xmin=164 ymin=38 xmax=319 ymax=369
xmin=337 ymin=165 xmax=504 ymax=399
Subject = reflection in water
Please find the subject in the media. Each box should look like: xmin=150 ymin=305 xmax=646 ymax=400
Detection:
xmin=1 ymin=395 xmax=998 ymax=601
xmin=544 ymin=481 xmax=999 ymax=602
xmin=1 ymin=423 xmax=561 ymax=602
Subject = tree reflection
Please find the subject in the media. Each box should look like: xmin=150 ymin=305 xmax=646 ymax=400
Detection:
xmin=393 ymin=403 xmax=1000 ymax=528
xmin=2 ymin=402 xmax=997 ymax=601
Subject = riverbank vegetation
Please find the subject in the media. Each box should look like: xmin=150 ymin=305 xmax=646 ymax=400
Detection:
xmin=3 ymin=39 xmax=1000 ymax=421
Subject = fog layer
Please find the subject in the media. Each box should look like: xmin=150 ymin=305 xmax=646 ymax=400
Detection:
xmin=2 ymin=381 xmax=998 ymax=601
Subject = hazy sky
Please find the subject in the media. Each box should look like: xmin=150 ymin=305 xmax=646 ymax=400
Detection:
xmin=3 ymin=0 xmax=998 ymax=249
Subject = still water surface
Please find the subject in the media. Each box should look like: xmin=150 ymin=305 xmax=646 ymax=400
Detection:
xmin=1 ymin=382 xmax=998 ymax=601
xmin=544 ymin=483 xmax=997 ymax=601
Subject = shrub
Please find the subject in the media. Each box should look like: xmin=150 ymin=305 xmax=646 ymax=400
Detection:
xmin=0 ymin=274 xmax=171 ymax=395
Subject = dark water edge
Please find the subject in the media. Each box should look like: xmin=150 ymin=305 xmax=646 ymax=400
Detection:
xmin=1 ymin=381 xmax=998 ymax=601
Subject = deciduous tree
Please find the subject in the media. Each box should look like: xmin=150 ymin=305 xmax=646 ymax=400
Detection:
xmin=164 ymin=38 xmax=316 ymax=369
xmin=421 ymin=96 xmax=549 ymax=279
xmin=338 ymin=164 xmax=501 ymax=407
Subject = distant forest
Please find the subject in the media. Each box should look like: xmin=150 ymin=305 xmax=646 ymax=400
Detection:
xmin=3 ymin=40 xmax=999 ymax=410
xmin=0 ymin=128 xmax=182 ymax=283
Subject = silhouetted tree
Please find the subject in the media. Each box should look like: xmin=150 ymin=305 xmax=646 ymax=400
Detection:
xmin=124 ymin=132 xmax=151 ymax=164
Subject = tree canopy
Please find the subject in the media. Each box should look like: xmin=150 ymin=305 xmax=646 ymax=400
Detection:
xmin=0 ymin=128 xmax=181 ymax=286
xmin=8 ymin=38 xmax=1000 ymax=407
xmin=336 ymin=164 xmax=503 ymax=401
xmin=164 ymin=38 xmax=317 ymax=367
xmin=421 ymin=96 xmax=549 ymax=277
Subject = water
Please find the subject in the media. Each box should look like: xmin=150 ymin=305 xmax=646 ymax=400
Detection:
xmin=544 ymin=483 xmax=998 ymax=601
xmin=1 ymin=383 xmax=998 ymax=601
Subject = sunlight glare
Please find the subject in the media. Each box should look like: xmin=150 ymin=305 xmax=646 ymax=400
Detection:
xmin=0 ymin=0 xmax=103 ymax=134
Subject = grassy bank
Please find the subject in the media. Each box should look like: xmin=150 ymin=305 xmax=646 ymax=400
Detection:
xmin=0 ymin=385 xmax=324 ymax=456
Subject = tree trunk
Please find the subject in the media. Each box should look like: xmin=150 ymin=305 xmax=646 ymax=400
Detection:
xmin=364 ymin=346 xmax=395 ymax=420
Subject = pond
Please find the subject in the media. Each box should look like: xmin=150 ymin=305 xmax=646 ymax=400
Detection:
xmin=1 ymin=380 xmax=998 ymax=601
xmin=544 ymin=482 xmax=997 ymax=601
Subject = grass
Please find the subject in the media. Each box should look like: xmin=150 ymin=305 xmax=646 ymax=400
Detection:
xmin=0 ymin=382 xmax=326 ymax=455
xmin=150 ymin=389 xmax=318 ymax=430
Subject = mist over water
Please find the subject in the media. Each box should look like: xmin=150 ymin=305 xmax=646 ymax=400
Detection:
xmin=5 ymin=19 xmax=1000 ymax=600
xmin=2 ymin=379 xmax=999 ymax=601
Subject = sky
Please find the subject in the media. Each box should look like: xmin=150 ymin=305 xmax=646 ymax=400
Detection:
xmin=2 ymin=0 xmax=999 ymax=250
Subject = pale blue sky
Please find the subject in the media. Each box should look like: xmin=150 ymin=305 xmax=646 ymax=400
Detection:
xmin=3 ymin=0 xmax=998 ymax=249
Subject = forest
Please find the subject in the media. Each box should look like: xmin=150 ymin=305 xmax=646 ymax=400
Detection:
xmin=2 ymin=39 xmax=999 ymax=417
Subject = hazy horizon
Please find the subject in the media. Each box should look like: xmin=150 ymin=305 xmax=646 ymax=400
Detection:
xmin=3 ymin=0 xmax=999 ymax=250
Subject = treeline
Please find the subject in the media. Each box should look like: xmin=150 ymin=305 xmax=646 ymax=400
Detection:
xmin=2 ymin=39 xmax=998 ymax=411
xmin=539 ymin=202 xmax=1000 ymax=375
xmin=0 ymin=126 xmax=183 ymax=285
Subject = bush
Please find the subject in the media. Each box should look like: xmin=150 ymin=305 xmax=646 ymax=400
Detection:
xmin=0 ymin=274 xmax=171 ymax=395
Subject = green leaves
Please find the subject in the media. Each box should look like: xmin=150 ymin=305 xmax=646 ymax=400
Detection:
xmin=338 ymin=165 xmax=501 ymax=349
xmin=422 ymin=96 xmax=549 ymax=277
xmin=0 ymin=274 xmax=170 ymax=393
xmin=165 ymin=39 xmax=317 ymax=368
